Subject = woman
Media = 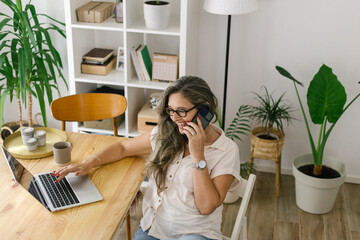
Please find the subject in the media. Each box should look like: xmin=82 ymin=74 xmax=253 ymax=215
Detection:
xmin=54 ymin=76 xmax=241 ymax=240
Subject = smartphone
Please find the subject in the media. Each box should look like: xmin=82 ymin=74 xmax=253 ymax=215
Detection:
xmin=191 ymin=107 xmax=214 ymax=130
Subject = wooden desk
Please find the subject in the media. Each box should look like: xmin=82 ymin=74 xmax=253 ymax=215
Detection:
xmin=0 ymin=132 xmax=146 ymax=239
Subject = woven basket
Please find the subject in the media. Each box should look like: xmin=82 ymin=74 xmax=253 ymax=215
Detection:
xmin=251 ymin=126 xmax=285 ymax=161
xmin=0 ymin=113 xmax=41 ymax=142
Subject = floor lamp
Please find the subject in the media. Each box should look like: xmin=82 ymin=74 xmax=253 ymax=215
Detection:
xmin=203 ymin=0 xmax=258 ymax=129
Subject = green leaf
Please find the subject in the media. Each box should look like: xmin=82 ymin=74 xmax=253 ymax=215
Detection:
xmin=225 ymin=105 xmax=251 ymax=141
xmin=13 ymin=11 xmax=19 ymax=32
xmin=27 ymin=4 xmax=39 ymax=26
xmin=22 ymin=11 xmax=37 ymax=51
xmin=33 ymin=84 xmax=47 ymax=127
xmin=0 ymin=52 xmax=7 ymax=68
xmin=276 ymin=66 xmax=304 ymax=86
xmin=18 ymin=48 xmax=27 ymax=103
xmin=10 ymin=38 xmax=19 ymax=73
xmin=0 ymin=18 xmax=11 ymax=31
xmin=15 ymin=0 xmax=23 ymax=10
xmin=307 ymin=64 xmax=347 ymax=124
xmin=0 ymin=33 xmax=9 ymax=43
xmin=45 ymin=24 xmax=66 ymax=38
xmin=0 ymin=89 xmax=10 ymax=128
xmin=38 ymin=13 xmax=66 ymax=27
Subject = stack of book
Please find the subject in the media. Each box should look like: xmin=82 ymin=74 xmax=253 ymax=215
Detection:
xmin=131 ymin=44 xmax=152 ymax=81
xmin=81 ymin=48 xmax=116 ymax=75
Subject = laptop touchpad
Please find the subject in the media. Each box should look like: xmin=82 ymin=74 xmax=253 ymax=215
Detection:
xmin=66 ymin=173 xmax=103 ymax=202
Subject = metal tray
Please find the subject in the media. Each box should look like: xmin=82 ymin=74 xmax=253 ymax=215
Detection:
xmin=3 ymin=127 xmax=67 ymax=159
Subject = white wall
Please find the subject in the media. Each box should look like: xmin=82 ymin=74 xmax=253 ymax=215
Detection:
xmin=2 ymin=0 xmax=360 ymax=181
xmin=198 ymin=0 xmax=360 ymax=182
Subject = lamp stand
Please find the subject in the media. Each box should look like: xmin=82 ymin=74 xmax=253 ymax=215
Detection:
xmin=221 ymin=15 xmax=232 ymax=130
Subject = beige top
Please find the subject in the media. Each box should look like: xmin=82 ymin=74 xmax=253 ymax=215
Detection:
xmin=140 ymin=125 xmax=241 ymax=239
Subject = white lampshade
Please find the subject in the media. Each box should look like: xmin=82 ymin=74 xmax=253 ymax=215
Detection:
xmin=203 ymin=0 xmax=258 ymax=15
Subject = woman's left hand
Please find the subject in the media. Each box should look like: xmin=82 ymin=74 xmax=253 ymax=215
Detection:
xmin=183 ymin=116 xmax=205 ymax=160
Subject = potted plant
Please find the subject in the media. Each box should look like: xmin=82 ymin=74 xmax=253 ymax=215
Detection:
xmin=143 ymin=0 xmax=170 ymax=30
xmin=249 ymin=87 xmax=294 ymax=197
xmin=276 ymin=64 xmax=360 ymax=214
xmin=224 ymin=104 xmax=255 ymax=203
xmin=0 ymin=0 xmax=67 ymax=129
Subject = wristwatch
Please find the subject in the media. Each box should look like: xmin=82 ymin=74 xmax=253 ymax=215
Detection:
xmin=192 ymin=160 xmax=207 ymax=170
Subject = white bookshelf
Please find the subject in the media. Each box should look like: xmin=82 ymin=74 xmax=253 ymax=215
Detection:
xmin=64 ymin=0 xmax=200 ymax=137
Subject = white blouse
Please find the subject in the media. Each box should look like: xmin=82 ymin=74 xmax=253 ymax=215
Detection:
xmin=140 ymin=125 xmax=241 ymax=239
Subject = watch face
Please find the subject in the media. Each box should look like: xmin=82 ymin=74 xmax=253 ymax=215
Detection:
xmin=198 ymin=160 xmax=206 ymax=169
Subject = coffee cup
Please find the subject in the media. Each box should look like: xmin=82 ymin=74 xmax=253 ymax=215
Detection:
xmin=53 ymin=141 xmax=72 ymax=166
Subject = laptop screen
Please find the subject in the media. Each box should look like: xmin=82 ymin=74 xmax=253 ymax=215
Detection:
xmin=1 ymin=146 xmax=34 ymax=190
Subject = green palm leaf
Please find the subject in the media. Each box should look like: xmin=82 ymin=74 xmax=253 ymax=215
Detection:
xmin=225 ymin=105 xmax=252 ymax=141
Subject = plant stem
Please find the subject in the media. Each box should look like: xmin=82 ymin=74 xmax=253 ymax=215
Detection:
xmin=27 ymin=92 xmax=32 ymax=127
xmin=293 ymin=81 xmax=316 ymax=157
xmin=17 ymin=98 xmax=23 ymax=128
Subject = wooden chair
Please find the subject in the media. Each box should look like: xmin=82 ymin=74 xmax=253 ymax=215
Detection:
xmin=51 ymin=93 xmax=132 ymax=240
xmin=50 ymin=93 xmax=127 ymax=136
xmin=222 ymin=174 xmax=256 ymax=240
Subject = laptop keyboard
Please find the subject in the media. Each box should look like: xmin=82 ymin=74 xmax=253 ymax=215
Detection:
xmin=38 ymin=173 xmax=80 ymax=208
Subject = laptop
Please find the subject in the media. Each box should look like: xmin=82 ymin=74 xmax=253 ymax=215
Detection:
xmin=1 ymin=146 xmax=103 ymax=212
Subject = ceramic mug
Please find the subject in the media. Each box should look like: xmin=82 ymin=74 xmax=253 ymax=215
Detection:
xmin=53 ymin=141 xmax=72 ymax=166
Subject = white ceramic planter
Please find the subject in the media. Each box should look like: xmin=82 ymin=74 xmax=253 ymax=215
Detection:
xmin=293 ymin=154 xmax=346 ymax=214
xmin=143 ymin=1 xmax=170 ymax=30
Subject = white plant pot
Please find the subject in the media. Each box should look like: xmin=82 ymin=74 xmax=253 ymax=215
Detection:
xmin=144 ymin=1 xmax=170 ymax=30
xmin=293 ymin=154 xmax=346 ymax=214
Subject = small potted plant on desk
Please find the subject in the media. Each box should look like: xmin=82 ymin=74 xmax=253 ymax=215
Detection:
xmin=249 ymin=87 xmax=294 ymax=197
xmin=276 ymin=64 xmax=360 ymax=214
xmin=144 ymin=0 xmax=170 ymax=30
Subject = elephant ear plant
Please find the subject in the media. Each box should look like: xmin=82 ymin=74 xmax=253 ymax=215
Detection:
xmin=276 ymin=64 xmax=360 ymax=176
xmin=0 ymin=0 xmax=67 ymax=128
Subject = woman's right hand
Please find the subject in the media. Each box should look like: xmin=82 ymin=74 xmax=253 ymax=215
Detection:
xmin=52 ymin=156 xmax=97 ymax=182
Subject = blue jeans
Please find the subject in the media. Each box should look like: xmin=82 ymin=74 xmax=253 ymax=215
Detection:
xmin=133 ymin=224 xmax=212 ymax=240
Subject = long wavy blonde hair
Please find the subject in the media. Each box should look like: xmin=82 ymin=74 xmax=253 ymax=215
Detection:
xmin=146 ymin=76 xmax=218 ymax=193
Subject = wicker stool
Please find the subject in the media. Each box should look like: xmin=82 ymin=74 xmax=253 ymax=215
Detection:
xmin=249 ymin=127 xmax=284 ymax=197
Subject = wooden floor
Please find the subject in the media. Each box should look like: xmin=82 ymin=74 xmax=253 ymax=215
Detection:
xmin=113 ymin=172 xmax=360 ymax=240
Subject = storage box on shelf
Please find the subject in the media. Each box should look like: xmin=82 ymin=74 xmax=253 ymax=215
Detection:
xmin=64 ymin=0 xmax=200 ymax=137
xmin=81 ymin=56 xmax=116 ymax=75
xmin=138 ymin=102 xmax=159 ymax=133
xmin=76 ymin=1 xmax=114 ymax=23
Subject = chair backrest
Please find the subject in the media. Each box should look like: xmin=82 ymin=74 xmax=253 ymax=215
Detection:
xmin=51 ymin=93 xmax=127 ymax=136
xmin=228 ymin=174 xmax=256 ymax=240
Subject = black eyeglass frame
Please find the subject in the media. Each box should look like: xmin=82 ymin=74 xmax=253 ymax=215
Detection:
xmin=165 ymin=106 xmax=197 ymax=118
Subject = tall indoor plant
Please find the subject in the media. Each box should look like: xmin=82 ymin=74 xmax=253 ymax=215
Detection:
xmin=276 ymin=64 xmax=360 ymax=213
xmin=0 ymin=0 xmax=67 ymax=128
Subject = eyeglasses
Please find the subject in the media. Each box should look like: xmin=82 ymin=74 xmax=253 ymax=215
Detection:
xmin=165 ymin=106 xmax=197 ymax=117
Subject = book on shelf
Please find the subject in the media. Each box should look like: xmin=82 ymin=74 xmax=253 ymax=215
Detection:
xmin=136 ymin=45 xmax=152 ymax=81
xmin=83 ymin=48 xmax=114 ymax=63
xmin=140 ymin=45 xmax=152 ymax=80
xmin=131 ymin=44 xmax=144 ymax=81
